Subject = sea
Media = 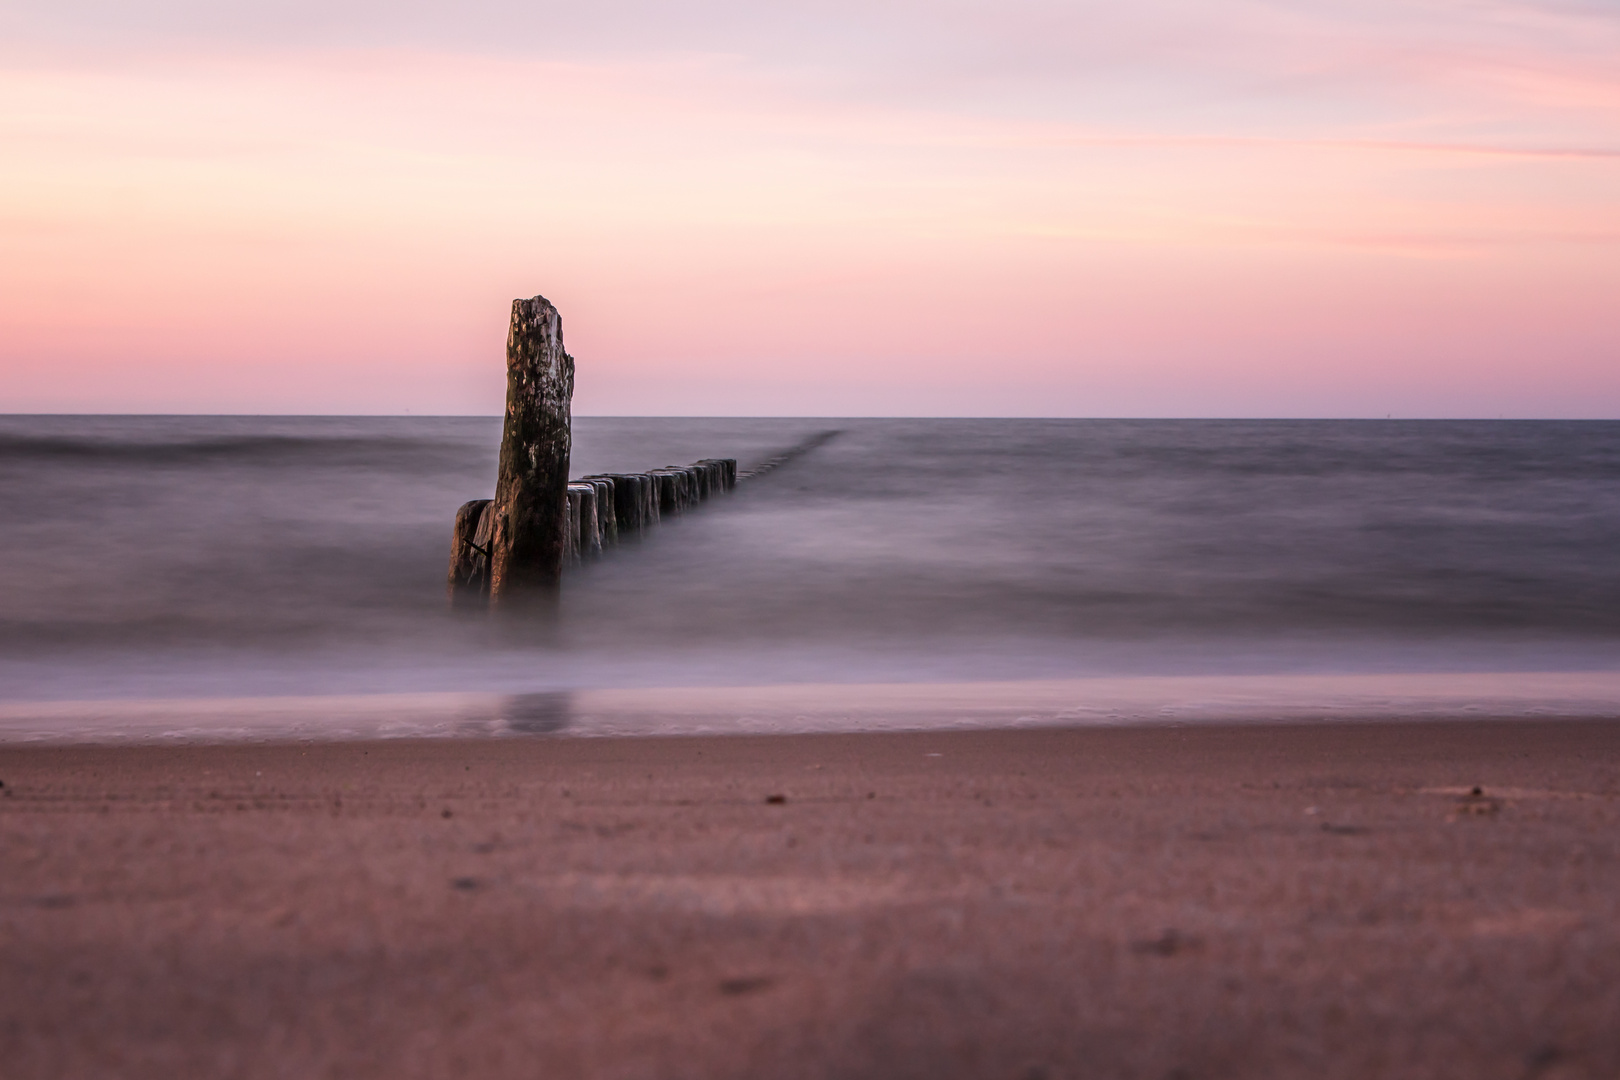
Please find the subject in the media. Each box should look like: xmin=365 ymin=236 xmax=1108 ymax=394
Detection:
xmin=3 ymin=416 xmax=1618 ymax=741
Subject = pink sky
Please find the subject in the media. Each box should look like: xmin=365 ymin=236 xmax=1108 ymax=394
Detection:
xmin=2 ymin=0 xmax=1618 ymax=416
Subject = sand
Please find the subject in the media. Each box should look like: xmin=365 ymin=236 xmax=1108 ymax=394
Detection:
xmin=2 ymin=719 xmax=1618 ymax=1079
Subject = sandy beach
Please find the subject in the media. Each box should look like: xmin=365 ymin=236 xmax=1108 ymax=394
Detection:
xmin=3 ymin=718 xmax=1618 ymax=1079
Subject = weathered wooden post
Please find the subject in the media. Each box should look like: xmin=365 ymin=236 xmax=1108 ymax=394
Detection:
xmin=652 ymin=471 xmax=679 ymax=516
xmin=562 ymin=486 xmax=584 ymax=564
xmin=591 ymin=474 xmax=635 ymax=533
xmin=604 ymin=473 xmax=652 ymax=531
xmin=586 ymin=478 xmax=616 ymax=546
xmin=635 ymin=476 xmax=654 ymax=524
xmin=488 ymin=295 xmax=574 ymax=601
xmin=568 ymin=483 xmax=602 ymax=558
xmin=447 ymin=499 xmax=493 ymax=605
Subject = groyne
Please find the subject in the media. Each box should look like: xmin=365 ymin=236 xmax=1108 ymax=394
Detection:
xmin=447 ymin=427 xmax=843 ymax=605
xmin=448 ymin=457 xmax=737 ymax=603
xmin=446 ymin=294 xmax=841 ymax=607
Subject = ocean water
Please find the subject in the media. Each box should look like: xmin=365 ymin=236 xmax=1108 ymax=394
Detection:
xmin=3 ymin=416 xmax=1618 ymax=740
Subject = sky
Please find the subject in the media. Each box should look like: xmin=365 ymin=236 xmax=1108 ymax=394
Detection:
xmin=2 ymin=0 xmax=1618 ymax=416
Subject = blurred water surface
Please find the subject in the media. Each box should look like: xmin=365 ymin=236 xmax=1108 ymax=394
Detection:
xmin=2 ymin=417 xmax=1618 ymax=731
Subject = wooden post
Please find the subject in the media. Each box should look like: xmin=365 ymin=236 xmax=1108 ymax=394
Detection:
xmin=595 ymin=474 xmax=641 ymax=532
xmin=651 ymin=471 xmax=680 ymax=516
xmin=635 ymin=476 xmax=654 ymax=524
xmin=489 ymin=295 xmax=574 ymax=600
xmin=562 ymin=486 xmax=582 ymax=563
xmin=587 ymin=478 xmax=617 ymax=545
xmin=568 ymin=483 xmax=601 ymax=558
xmin=447 ymin=499 xmax=493 ymax=605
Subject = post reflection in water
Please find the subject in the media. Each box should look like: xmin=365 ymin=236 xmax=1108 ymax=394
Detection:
xmin=494 ymin=691 xmax=573 ymax=735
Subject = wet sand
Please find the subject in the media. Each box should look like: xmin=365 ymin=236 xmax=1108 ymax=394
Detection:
xmin=2 ymin=719 xmax=1618 ymax=1079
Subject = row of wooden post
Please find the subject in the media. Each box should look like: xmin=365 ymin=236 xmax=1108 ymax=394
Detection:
xmin=564 ymin=459 xmax=737 ymax=561
xmin=444 ymin=293 xmax=756 ymax=608
xmin=448 ymin=456 xmax=737 ymax=604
